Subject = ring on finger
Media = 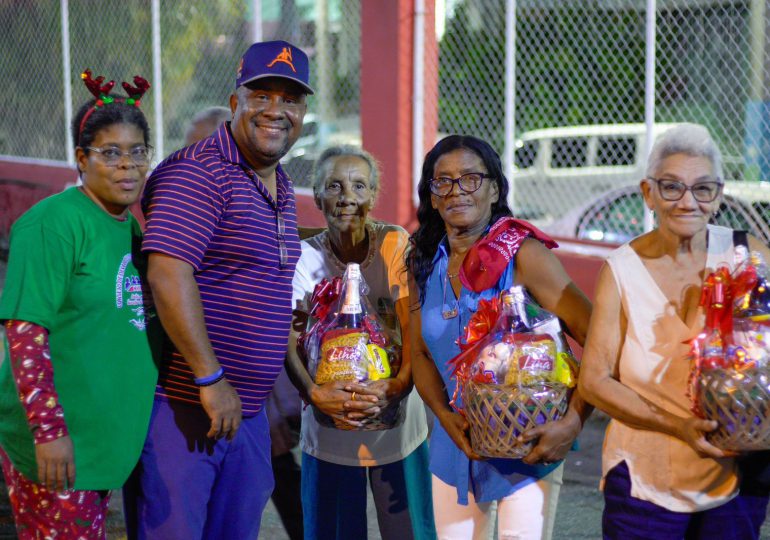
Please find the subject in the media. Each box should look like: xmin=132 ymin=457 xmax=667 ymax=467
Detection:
xmin=351 ymin=391 xmax=357 ymax=401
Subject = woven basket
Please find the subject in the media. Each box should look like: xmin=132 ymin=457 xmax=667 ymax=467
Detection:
xmin=463 ymin=380 xmax=568 ymax=458
xmin=697 ymin=366 xmax=770 ymax=451
xmin=313 ymin=399 xmax=405 ymax=431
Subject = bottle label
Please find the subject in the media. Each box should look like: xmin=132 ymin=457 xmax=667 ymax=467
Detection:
xmin=347 ymin=265 xmax=362 ymax=281
xmin=341 ymin=303 xmax=363 ymax=314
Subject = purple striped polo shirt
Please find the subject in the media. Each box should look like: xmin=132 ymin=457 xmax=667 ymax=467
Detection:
xmin=141 ymin=122 xmax=301 ymax=415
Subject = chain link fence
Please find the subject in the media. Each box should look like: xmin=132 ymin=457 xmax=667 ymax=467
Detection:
xmin=2 ymin=0 xmax=770 ymax=242
xmin=437 ymin=0 xmax=770 ymax=242
xmin=0 ymin=0 xmax=361 ymax=189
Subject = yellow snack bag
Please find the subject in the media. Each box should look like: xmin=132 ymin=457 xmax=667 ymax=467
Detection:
xmin=553 ymin=352 xmax=577 ymax=387
xmin=367 ymin=344 xmax=391 ymax=380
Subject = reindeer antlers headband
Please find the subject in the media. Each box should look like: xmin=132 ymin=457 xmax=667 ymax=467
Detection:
xmin=78 ymin=69 xmax=151 ymax=138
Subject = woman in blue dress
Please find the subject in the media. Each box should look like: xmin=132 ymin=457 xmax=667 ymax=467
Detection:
xmin=406 ymin=135 xmax=593 ymax=539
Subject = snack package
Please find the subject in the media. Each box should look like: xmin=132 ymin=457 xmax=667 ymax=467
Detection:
xmin=455 ymin=286 xmax=578 ymax=390
xmin=689 ymin=251 xmax=770 ymax=450
xmin=298 ymin=263 xmax=403 ymax=430
xmin=451 ymin=285 xmax=579 ymax=458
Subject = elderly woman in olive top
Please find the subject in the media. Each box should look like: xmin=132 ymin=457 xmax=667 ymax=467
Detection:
xmin=285 ymin=145 xmax=434 ymax=540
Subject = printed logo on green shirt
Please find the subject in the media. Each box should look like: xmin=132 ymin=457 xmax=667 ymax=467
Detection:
xmin=115 ymin=253 xmax=153 ymax=332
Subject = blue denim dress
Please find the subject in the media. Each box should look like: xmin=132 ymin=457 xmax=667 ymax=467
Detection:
xmin=420 ymin=239 xmax=560 ymax=504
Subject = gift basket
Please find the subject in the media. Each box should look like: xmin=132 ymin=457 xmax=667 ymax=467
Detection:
xmin=689 ymin=250 xmax=770 ymax=451
xmin=298 ymin=263 xmax=404 ymax=431
xmin=451 ymin=285 xmax=579 ymax=458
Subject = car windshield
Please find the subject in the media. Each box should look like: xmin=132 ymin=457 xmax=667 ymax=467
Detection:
xmin=579 ymin=192 xmax=644 ymax=243
xmin=716 ymin=201 xmax=754 ymax=232
xmin=754 ymin=202 xmax=770 ymax=225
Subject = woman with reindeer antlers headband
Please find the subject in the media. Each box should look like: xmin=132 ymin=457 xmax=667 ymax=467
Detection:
xmin=0 ymin=69 xmax=160 ymax=539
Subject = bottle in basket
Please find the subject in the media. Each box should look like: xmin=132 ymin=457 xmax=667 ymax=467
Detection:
xmin=309 ymin=263 xmax=403 ymax=430
xmin=316 ymin=264 xmax=390 ymax=384
xmin=459 ymin=286 xmax=575 ymax=459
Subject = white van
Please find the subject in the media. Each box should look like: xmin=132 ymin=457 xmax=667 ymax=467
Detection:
xmin=511 ymin=123 xmax=683 ymax=222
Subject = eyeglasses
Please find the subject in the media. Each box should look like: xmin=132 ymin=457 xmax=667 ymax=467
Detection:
xmin=649 ymin=177 xmax=723 ymax=203
xmin=87 ymin=146 xmax=152 ymax=166
xmin=429 ymin=172 xmax=491 ymax=197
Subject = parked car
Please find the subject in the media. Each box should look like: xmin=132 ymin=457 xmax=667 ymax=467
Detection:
xmin=280 ymin=114 xmax=361 ymax=188
xmin=510 ymin=123 xmax=744 ymax=222
xmin=542 ymin=181 xmax=770 ymax=246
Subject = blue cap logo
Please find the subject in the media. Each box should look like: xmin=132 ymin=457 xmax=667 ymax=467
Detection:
xmin=236 ymin=40 xmax=314 ymax=95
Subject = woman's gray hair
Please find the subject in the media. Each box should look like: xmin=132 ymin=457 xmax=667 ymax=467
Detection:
xmin=312 ymin=145 xmax=381 ymax=197
xmin=645 ymin=123 xmax=723 ymax=180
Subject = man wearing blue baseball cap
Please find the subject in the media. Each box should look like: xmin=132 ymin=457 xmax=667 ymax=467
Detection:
xmin=125 ymin=40 xmax=313 ymax=539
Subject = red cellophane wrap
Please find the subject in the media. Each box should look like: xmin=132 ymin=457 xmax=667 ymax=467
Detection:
xmin=688 ymin=252 xmax=770 ymax=450
xmin=297 ymin=265 xmax=403 ymax=430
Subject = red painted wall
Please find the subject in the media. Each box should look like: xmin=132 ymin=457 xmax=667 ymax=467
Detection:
xmin=0 ymin=158 xmax=78 ymax=248
xmin=356 ymin=0 xmax=438 ymax=230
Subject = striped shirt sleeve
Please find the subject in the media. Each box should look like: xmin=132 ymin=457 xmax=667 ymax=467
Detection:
xmin=142 ymin=159 xmax=225 ymax=270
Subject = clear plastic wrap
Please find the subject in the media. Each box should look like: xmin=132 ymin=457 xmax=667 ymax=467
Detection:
xmin=299 ymin=263 xmax=404 ymax=430
xmin=453 ymin=286 xmax=578 ymax=458
xmin=690 ymin=252 xmax=770 ymax=450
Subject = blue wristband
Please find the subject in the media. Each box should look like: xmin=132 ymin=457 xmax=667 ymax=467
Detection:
xmin=194 ymin=367 xmax=225 ymax=386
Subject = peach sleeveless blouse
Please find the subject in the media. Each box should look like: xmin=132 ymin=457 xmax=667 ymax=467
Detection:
xmin=602 ymin=225 xmax=739 ymax=512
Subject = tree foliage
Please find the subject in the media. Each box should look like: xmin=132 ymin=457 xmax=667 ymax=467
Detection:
xmin=438 ymin=1 xmax=647 ymax=147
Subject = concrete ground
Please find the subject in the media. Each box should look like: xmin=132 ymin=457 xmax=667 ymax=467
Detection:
xmin=3 ymin=412 xmax=768 ymax=539
xmin=0 ymin=415 xmax=609 ymax=540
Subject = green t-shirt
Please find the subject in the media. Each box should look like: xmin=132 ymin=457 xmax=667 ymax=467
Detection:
xmin=0 ymin=187 xmax=160 ymax=490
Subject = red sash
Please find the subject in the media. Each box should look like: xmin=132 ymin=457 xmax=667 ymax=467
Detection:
xmin=459 ymin=217 xmax=558 ymax=292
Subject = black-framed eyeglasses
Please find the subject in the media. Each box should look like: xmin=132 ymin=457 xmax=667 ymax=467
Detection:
xmin=429 ymin=172 xmax=492 ymax=197
xmin=87 ymin=145 xmax=153 ymax=167
xmin=649 ymin=177 xmax=723 ymax=203
xmin=276 ymin=211 xmax=288 ymax=269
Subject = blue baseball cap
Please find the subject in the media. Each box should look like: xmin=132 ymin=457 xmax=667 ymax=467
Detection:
xmin=236 ymin=40 xmax=314 ymax=95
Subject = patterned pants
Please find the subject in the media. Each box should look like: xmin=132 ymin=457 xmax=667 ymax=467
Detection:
xmin=0 ymin=446 xmax=110 ymax=540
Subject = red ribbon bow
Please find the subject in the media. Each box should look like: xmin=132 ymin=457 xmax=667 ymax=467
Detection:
xmin=700 ymin=264 xmax=758 ymax=337
xmin=447 ymin=297 xmax=502 ymax=412
xmin=458 ymin=297 xmax=500 ymax=352
xmin=308 ymin=277 xmax=342 ymax=322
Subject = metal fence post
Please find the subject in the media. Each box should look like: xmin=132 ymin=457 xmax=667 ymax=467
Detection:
xmin=60 ymin=0 xmax=73 ymax=165
xmin=151 ymin=0 xmax=164 ymax=162
xmin=643 ymin=0 xmax=657 ymax=233
xmin=504 ymin=0 xmax=516 ymax=208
